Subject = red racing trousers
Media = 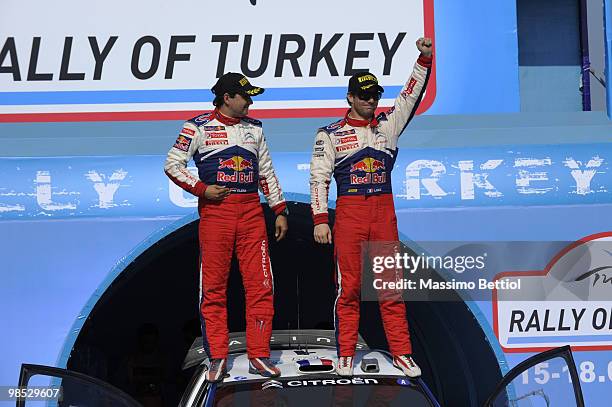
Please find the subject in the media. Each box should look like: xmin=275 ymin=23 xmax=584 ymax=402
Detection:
xmin=333 ymin=194 xmax=412 ymax=357
xmin=198 ymin=193 xmax=274 ymax=359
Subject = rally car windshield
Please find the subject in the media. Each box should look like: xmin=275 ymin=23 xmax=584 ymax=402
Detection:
xmin=211 ymin=377 xmax=434 ymax=406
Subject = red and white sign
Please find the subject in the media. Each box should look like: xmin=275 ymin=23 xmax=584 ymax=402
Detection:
xmin=0 ymin=0 xmax=435 ymax=122
xmin=493 ymin=232 xmax=612 ymax=352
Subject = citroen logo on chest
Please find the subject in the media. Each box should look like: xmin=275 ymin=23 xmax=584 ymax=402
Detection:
xmin=243 ymin=132 xmax=257 ymax=145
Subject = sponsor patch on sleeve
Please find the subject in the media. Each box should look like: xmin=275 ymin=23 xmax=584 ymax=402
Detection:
xmin=259 ymin=178 xmax=270 ymax=195
xmin=181 ymin=127 xmax=195 ymax=136
xmin=321 ymin=119 xmax=344 ymax=133
xmin=401 ymin=78 xmax=418 ymax=98
xmin=173 ymin=134 xmax=192 ymax=152
xmin=191 ymin=113 xmax=212 ymax=125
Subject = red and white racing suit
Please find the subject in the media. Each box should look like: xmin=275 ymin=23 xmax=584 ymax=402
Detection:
xmin=165 ymin=109 xmax=286 ymax=359
xmin=309 ymin=55 xmax=432 ymax=357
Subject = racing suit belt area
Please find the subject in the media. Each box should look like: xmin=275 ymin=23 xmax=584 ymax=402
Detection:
xmin=333 ymin=193 xmax=412 ymax=357
xmin=199 ymin=193 xmax=274 ymax=359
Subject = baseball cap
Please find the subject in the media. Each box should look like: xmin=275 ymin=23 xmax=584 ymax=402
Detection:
xmin=348 ymin=72 xmax=384 ymax=94
xmin=211 ymin=72 xmax=265 ymax=97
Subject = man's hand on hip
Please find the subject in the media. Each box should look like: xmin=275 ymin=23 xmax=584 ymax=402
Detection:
xmin=314 ymin=223 xmax=332 ymax=244
xmin=204 ymin=185 xmax=230 ymax=200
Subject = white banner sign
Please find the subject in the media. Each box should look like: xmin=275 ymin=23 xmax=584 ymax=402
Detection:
xmin=0 ymin=0 xmax=435 ymax=119
xmin=494 ymin=234 xmax=612 ymax=352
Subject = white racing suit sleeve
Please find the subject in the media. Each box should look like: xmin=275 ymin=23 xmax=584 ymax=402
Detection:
xmin=257 ymin=133 xmax=287 ymax=215
xmin=378 ymin=54 xmax=432 ymax=141
xmin=309 ymin=130 xmax=334 ymax=225
xmin=164 ymin=122 xmax=207 ymax=197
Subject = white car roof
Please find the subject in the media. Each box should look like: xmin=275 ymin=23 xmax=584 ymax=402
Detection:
xmin=180 ymin=332 xmax=433 ymax=406
xmin=219 ymin=348 xmax=402 ymax=383
xmin=183 ymin=330 xmax=369 ymax=370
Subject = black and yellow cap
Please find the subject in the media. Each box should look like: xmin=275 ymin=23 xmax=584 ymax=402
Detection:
xmin=211 ymin=72 xmax=265 ymax=97
xmin=348 ymin=72 xmax=384 ymax=94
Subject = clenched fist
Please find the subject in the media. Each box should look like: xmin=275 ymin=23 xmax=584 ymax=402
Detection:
xmin=416 ymin=37 xmax=433 ymax=57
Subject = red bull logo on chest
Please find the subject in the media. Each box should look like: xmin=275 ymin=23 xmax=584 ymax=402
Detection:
xmin=350 ymin=157 xmax=387 ymax=185
xmin=217 ymin=156 xmax=255 ymax=183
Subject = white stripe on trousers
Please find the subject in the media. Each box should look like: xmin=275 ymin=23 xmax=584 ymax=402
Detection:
xmin=333 ymin=262 xmax=342 ymax=338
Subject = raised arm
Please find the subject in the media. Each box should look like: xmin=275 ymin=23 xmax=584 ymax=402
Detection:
xmin=377 ymin=37 xmax=433 ymax=140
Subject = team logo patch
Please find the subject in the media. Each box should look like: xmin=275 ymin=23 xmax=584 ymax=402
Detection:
xmin=194 ymin=114 xmax=211 ymax=123
xmin=173 ymin=134 xmax=192 ymax=152
xmin=401 ymin=78 xmax=417 ymax=98
xmin=323 ymin=121 xmax=343 ymax=132
xmin=259 ymin=178 xmax=270 ymax=195
xmin=334 ymin=129 xmax=356 ymax=137
xmin=218 ymin=156 xmax=254 ymax=171
xmin=203 ymin=125 xmax=225 ymax=131
xmin=375 ymin=133 xmax=387 ymax=146
xmin=350 ymin=157 xmax=386 ymax=173
xmin=349 ymin=157 xmax=387 ymax=185
xmin=336 ymin=142 xmax=359 ymax=152
xmin=243 ymin=133 xmax=257 ymax=145
xmin=181 ymin=127 xmax=195 ymax=136
xmin=262 ymin=380 xmax=283 ymax=390
xmin=205 ymin=139 xmax=229 ymax=146
xmin=336 ymin=135 xmax=358 ymax=145
xmin=217 ymin=156 xmax=255 ymax=184
xmin=206 ymin=131 xmax=227 ymax=139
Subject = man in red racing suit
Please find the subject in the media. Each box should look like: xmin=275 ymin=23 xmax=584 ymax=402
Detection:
xmin=309 ymin=38 xmax=433 ymax=377
xmin=165 ymin=73 xmax=288 ymax=382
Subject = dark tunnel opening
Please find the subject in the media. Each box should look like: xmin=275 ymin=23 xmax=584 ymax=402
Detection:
xmin=67 ymin=201 xmax=503 ymax=406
